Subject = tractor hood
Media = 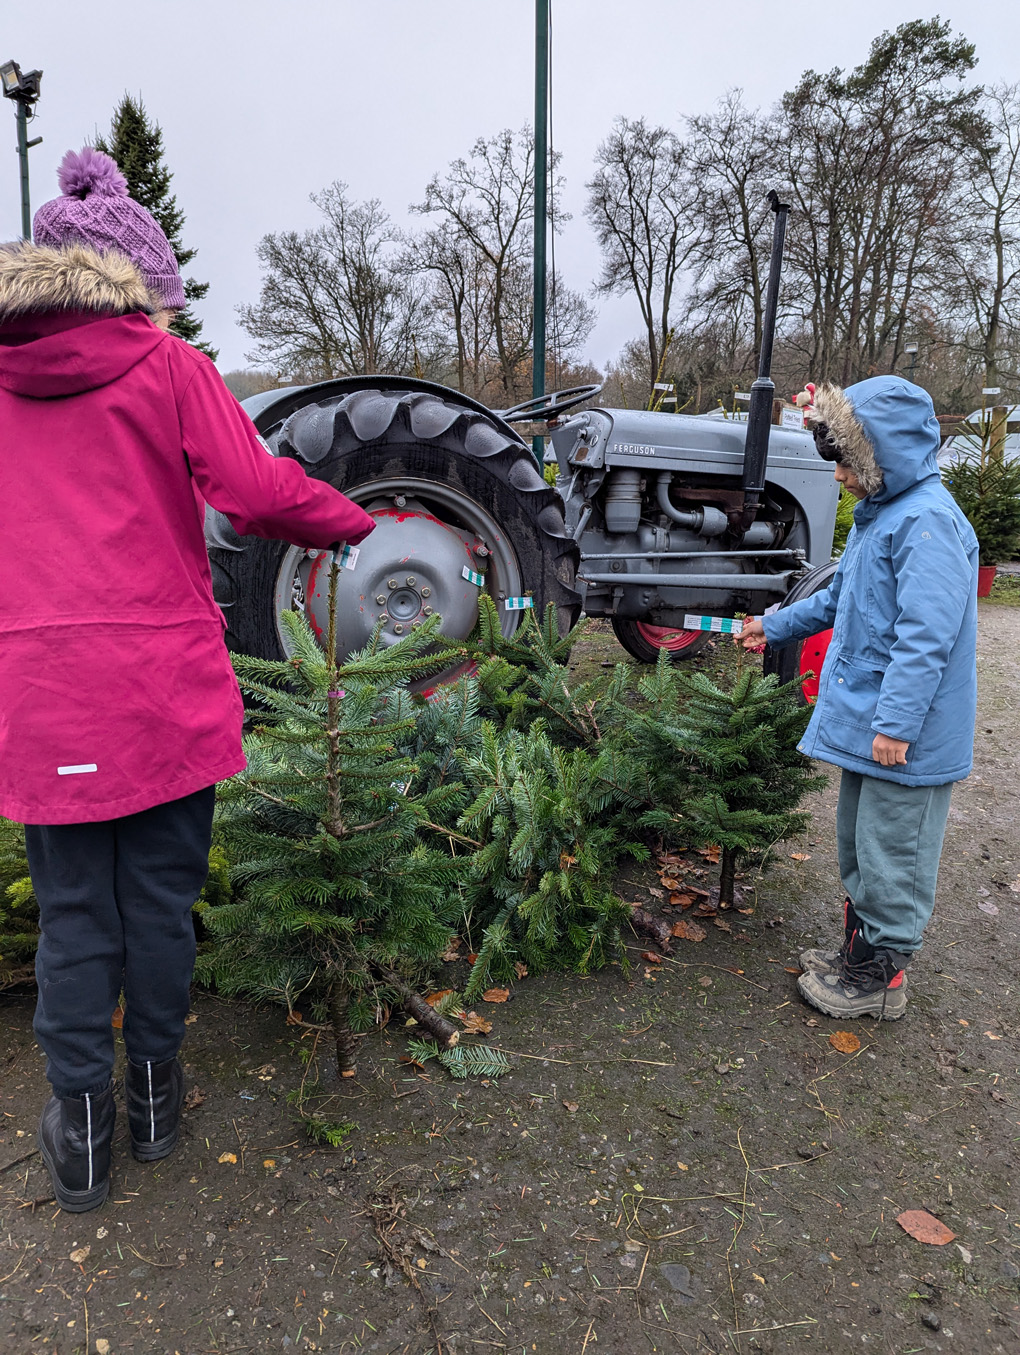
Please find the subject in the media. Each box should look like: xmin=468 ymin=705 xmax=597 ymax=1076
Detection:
xmin=551 ymin=406 xmax=823 ymax=475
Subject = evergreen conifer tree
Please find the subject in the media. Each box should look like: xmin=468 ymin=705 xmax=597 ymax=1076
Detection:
xmin=96 ymin=95 xmax=217 ymax=357
xmin=197 ymin=561 xmax=468 ymax=1124
xmin=668 ymin=666 xmax=824 ymax=906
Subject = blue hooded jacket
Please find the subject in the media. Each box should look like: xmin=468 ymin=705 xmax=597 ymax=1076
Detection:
xmin=763 ymin=376 xmax=978 ymax=786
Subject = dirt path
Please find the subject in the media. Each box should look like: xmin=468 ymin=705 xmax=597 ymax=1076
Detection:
xmin=2 ymin=602 xmax=1018 ymax=1355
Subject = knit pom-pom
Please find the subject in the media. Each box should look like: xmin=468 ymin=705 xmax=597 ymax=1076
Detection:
xmin=56 ymin=146 xmax=129 ymax=200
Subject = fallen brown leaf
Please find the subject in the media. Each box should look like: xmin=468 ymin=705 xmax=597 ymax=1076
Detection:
xmin=670 ymin=892 xmax=696 ymax=910
xmin=984 ymin=1031 xmax=1003 ymax=1040
xmin=183 ymin=1087 xmax=205 ymax=1112
xmin=482 ymin=988 xmax=510 ymax=1003
xmin=713 ymin=918 xmax=732 ymax=933
xmin=829 ymin=1030 xmax=861 ymax=1054
xmin=694 ymin=904 xmax=718 ymax=917
xmin=672 ymin=920 xmax=707 ymax=943
xmin=646 ymin=886 xmax=664 ymax=899
xmin=183 ymin=1013 xmax=198 ymax=1025
xmin=562 ymin=1101 xmax=579 ymax=1113
xmin=896 ymin=1209 xmax=956 ymax=1246
xmin=790 ymin=852 xmax=812 ymax=861
xmin=424 ymin=989 xmax=454 ymax=1007
xmin=697 ymin=845 xmax=722 ymax=864
xmin=698 ymin=976 xmax=713 ymax=987
xmin=285 ymin=1010 xmax=304 ymax=1025
xmin=514 ymin=961 xmax=529 ymax=979
xmin=460 ymin=1011 xmax=493 ymax=1035
xmin=218 ymin=1152 xmax=237 ymax=1165
xmin=784 ymin=966 xmax=803 ymax=975
xmin=440 ymin=937 xmax=462 ymax=962
xmin=111 ymin=1006 xmax=124 ymax=1030
xmin=641 ymin=951 xmax=664 ymax=964
xmin=659 ymin=876 xmax=681 ymax=891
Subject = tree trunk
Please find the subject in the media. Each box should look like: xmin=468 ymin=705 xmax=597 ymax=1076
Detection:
xmin=328 ymin=981 xmax=359 ymax=1079
xmin=719 ymin=847 xmax=737 ymax=909
xmin=629 ymin=906 xmax=674 ymax=955
xmin=375 ymin=965 xmax=460 ymax=1048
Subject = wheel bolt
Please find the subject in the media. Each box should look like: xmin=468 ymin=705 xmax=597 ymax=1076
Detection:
xmin=423 ymin=606 xmax=433 ymax=615
xmin=421 ymin=586 xmax=431 ymax=598
xmin=406 ymin=576 xmax=416 ymax=586
xmin=375 ymin=594 xmax=387 ymax=605
xmin=475 ymin=544 xmax=490 ymax=557
xmin=387 ymin=579 xmax=398 ymax=589
xmin=393 ymin=495 xmax=406 ymax=508
xmin=393 ymin=623 xmax=404 ymax=634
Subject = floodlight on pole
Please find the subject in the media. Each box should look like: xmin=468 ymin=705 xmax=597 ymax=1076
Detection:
xmin=1 ymin=58 xmax=44 ymax=241
xmin=903 ymin=340 xmax=919 ymax=384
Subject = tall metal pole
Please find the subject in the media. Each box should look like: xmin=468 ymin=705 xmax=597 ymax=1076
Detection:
xmin=740 ymin=190 xmax=791 ymax=529
xmin=532 ymin=0 xmax=549 ymax=464
xmin=15 ymin=98 xmax=31 ymax=239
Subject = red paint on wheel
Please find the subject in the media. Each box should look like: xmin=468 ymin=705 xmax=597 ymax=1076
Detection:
xmin=634 ymin=621 xmax=704 ymax=652
xmin=799 ymin=628 xmax=832 ymax=703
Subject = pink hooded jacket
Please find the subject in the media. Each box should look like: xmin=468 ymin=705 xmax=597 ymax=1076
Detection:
xmin=0 ymin=244 xmax=375 ymax=825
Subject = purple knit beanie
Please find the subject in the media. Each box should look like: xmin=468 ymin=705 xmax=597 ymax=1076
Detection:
xmin=33 ymin=147 xmax=186 ymax=311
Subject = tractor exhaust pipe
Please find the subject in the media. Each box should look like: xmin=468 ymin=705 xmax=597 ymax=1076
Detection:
xmin=739 ymin=190 xmax=791 ymax=530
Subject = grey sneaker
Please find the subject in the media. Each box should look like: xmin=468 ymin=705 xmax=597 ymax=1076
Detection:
xmin=798 ymin=947 xmax=909 ymax=1021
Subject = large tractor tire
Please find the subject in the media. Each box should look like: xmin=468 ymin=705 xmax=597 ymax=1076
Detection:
xmin=206 ymin=381 xmax=580 ymax=680
xmin=762 ymin=560 xmax=838 ymax=703
xmin=610 ymin=618 xmax=710 ymax=664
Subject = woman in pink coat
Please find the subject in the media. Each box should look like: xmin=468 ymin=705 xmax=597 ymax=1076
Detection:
xmin=0 ymin=148 xmax=375 ymax=1212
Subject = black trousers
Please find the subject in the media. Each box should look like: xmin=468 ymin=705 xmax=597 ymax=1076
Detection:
xmin=25 ymin=786 xmax=215 ymax=1098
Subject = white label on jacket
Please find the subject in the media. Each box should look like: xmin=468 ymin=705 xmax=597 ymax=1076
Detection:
xmin=57 ymin=764 xmax=98 ymax=775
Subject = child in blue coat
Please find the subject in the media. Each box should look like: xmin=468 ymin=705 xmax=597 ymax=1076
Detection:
xmin=740 ymin=376 xmax=978 ymax=1019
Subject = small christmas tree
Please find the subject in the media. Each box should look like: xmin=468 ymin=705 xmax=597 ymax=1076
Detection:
xmin=96 ymin=95 xmax=216 ymax=357
xmin=198 ymin=561 xmax=467 ymax=1129
xmin=668 ymin=666 xmax=824 ymax=907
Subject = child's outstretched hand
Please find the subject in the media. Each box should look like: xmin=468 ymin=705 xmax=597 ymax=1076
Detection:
xmin=736 ymin=617 xmax=767 ymax=652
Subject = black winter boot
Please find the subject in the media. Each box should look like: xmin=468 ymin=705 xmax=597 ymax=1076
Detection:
xmin=125 ymin=1057 xmax=184 ymax=1162
xmin=38 ymin=1083 xmax=116 ymax=1213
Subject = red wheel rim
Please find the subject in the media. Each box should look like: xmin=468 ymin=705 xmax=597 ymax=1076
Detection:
xmin=634 ymin=621 xmax=704 ymax=652
xmin=799 ymin=628 xmax=833 ymax=703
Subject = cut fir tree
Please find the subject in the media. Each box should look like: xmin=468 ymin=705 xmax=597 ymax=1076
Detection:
xmin=197 ymin=556 xmax=464 ymax=1133
xmin=667 ymin=665 xmax=824 ymax=908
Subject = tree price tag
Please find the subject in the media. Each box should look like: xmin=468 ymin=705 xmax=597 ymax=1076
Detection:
xmin=461 ymin=565 xmax=486 ymax=587
xmin=683 ymin=614 xmax=746 ymax=635
xmin=337 ymin=544 xmax=359 ymax=570
xmin=504 ymin=596 xmax=534 ymax=611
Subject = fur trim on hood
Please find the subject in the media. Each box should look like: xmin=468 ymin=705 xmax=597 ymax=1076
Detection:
xmin=0 ymin=241 xmax=160 ymax=321
xmin=806 ymin=382 xmax=884 ymax=497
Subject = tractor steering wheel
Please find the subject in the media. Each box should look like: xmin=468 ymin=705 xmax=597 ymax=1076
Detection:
xmin=498 ymin=383 xmax=603 ymax=424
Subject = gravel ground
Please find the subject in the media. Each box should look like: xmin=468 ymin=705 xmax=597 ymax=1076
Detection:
xmin=2 ymin=599 xmax=1018 ymax=1355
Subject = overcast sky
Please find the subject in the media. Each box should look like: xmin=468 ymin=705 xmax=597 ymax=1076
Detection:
xmin=4 ymin=1 xmax=1019 ymax=373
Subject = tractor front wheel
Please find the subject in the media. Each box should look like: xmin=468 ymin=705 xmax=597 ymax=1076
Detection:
xmin=611 ymin=618 xmax=710 ymax=664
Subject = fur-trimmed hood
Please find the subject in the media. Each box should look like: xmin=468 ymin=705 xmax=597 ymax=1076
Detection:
xmin=0 ymin=241 xmax=160 ymax=320
xmin=0 ymin=242 xmax=166 ymax=399
xmin=807 ymin=377 xmax=941 ymax=502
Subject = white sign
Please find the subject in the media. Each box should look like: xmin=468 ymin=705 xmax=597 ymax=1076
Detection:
xmin=781 ymin=406 xmax=805 ymax=430
xmin=982 ymin=387 xmax=1001 ymax=396
xmin=683 ymin=614 xmax=745 ymax=635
